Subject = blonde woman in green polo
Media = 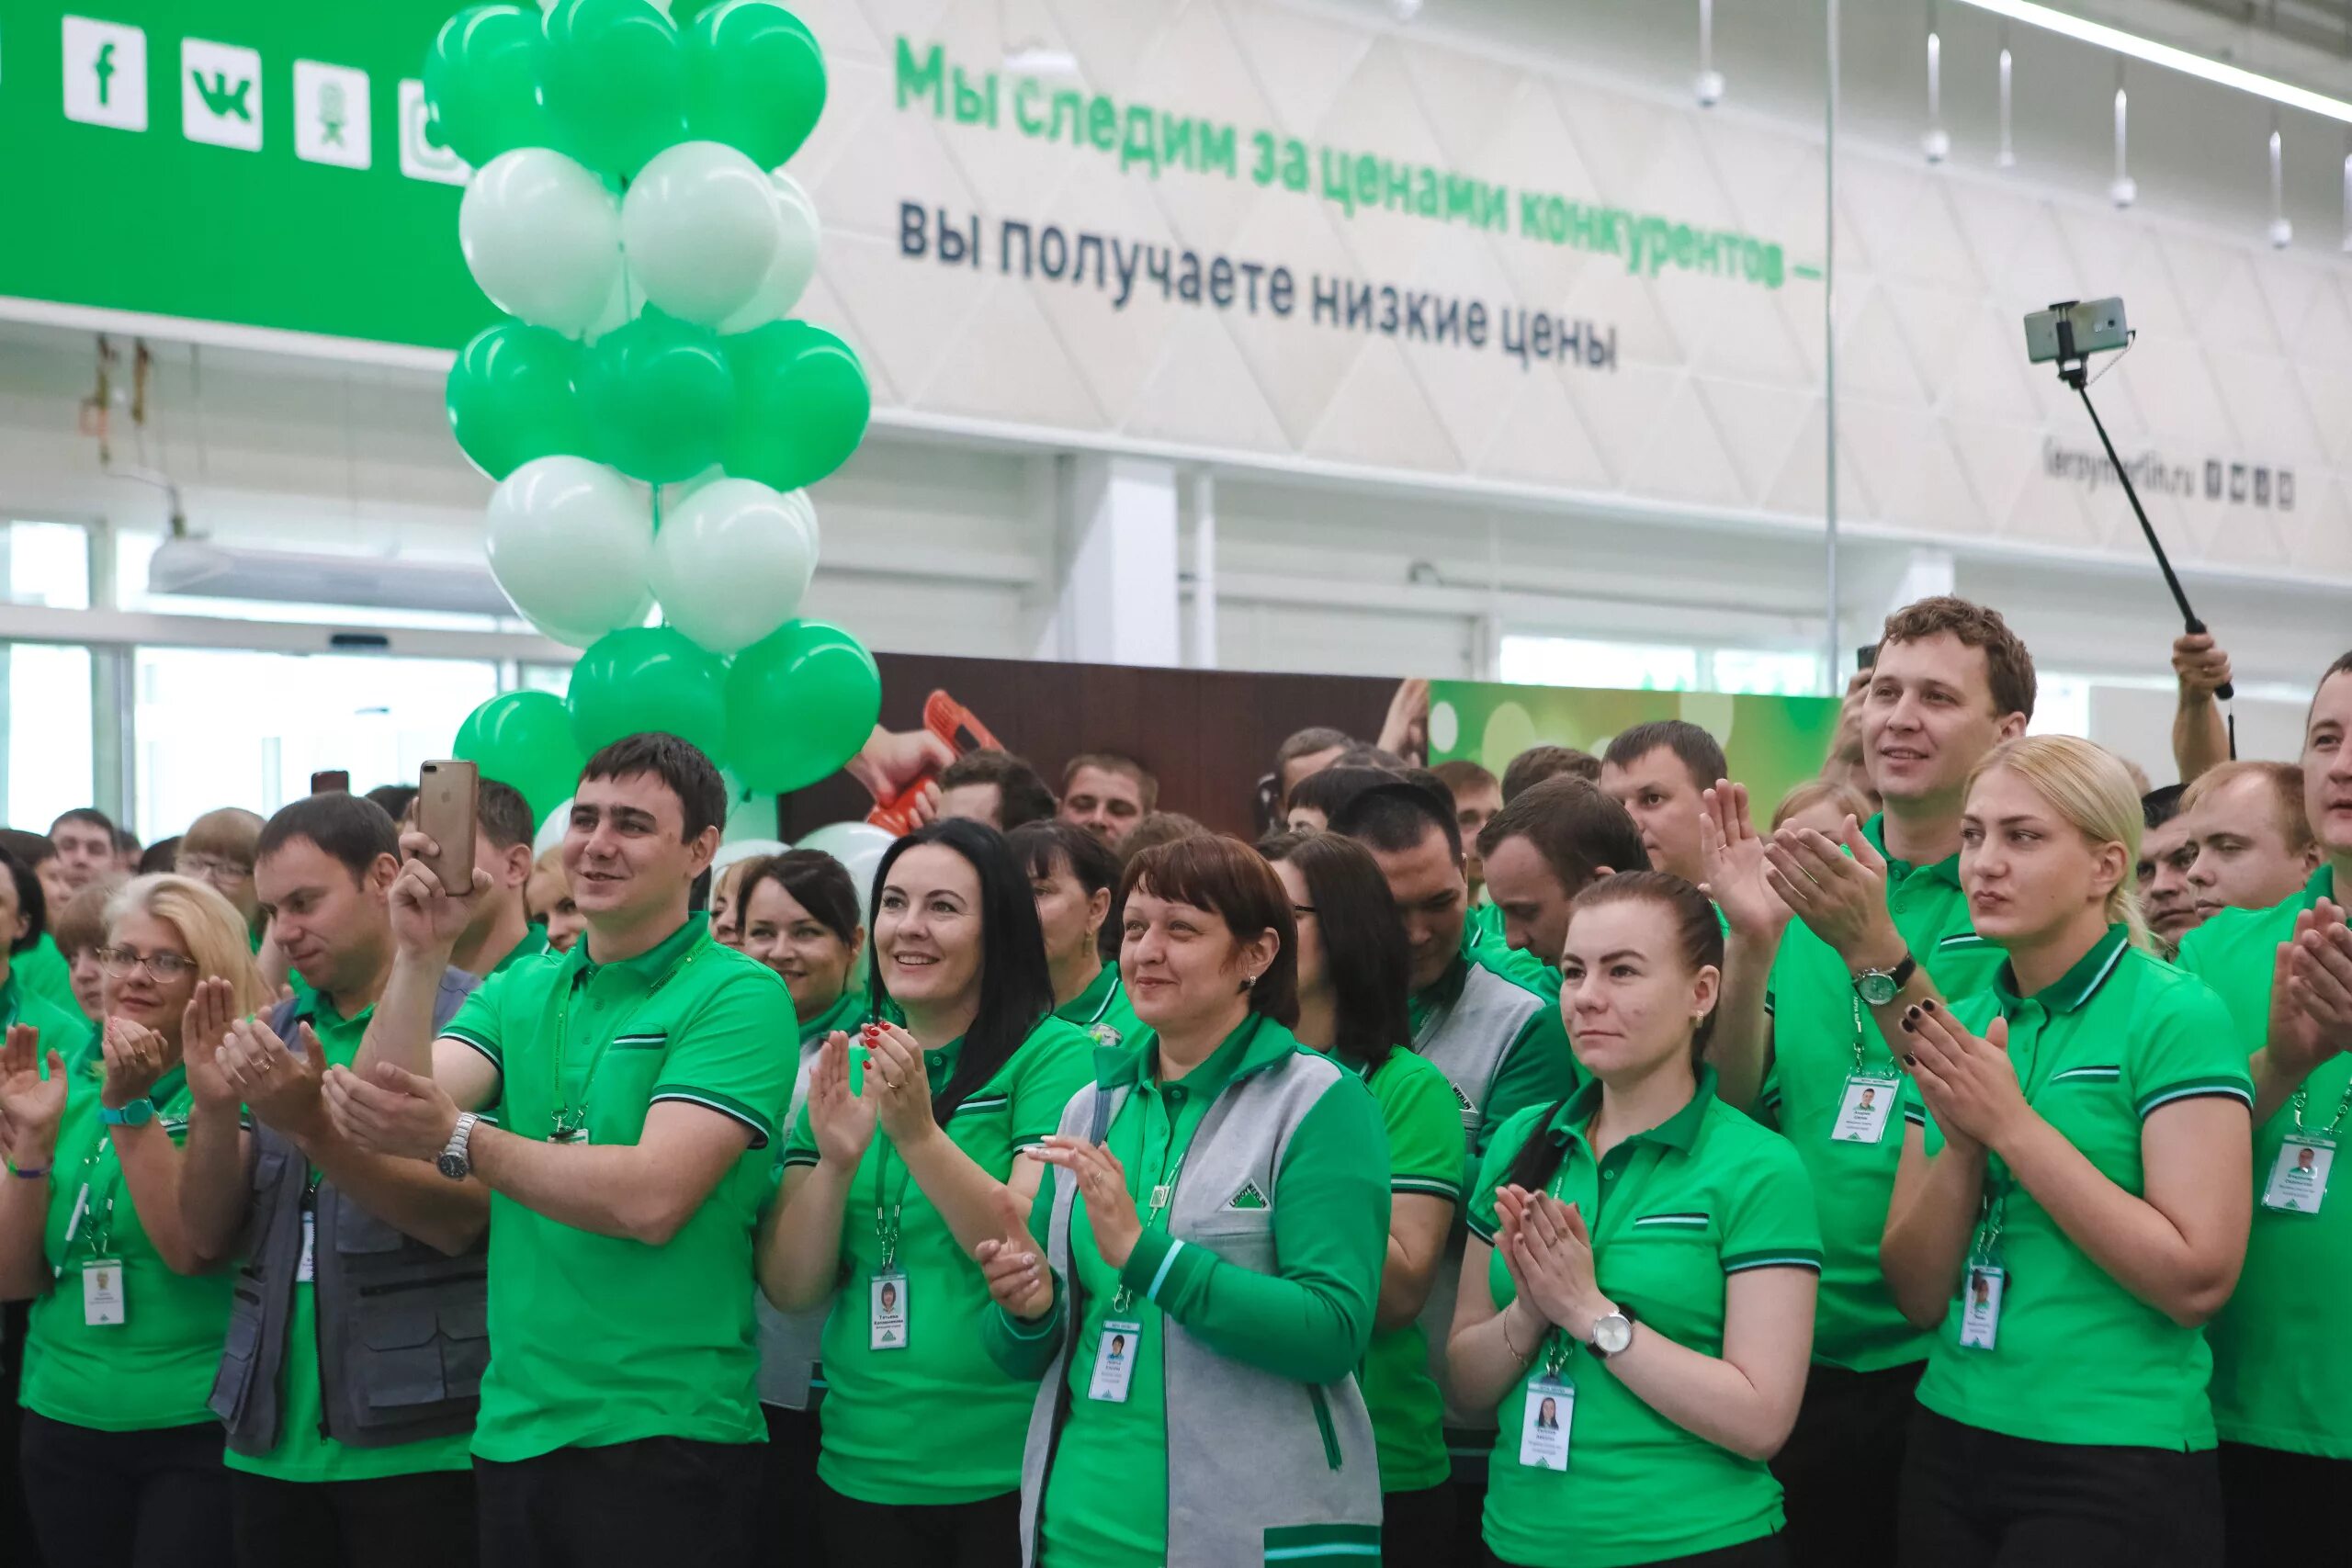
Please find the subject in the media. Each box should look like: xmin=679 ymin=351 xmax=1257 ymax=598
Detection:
xmin=1883 ymin=737 xmax=2253 ymax=1565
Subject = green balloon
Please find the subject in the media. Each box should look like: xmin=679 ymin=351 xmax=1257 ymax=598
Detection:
xmin=424 ymin=6 xmax=554 ymax=167
xmin=684 ymin=3 xmax=828 ymax=171
xmin=721 ymin=321 xmax=869 ymax=491
xmin=567 ymin=626 xmax=729 ymax=759
xmin=723 ymin=620 xmax=879 ymax=794
xmin=578 ymin=311 xmax=735 ymax=483
xmin=446 ymin=322 xmax=595 ymax=480
xmin=454 ymin=691 xmax=585 ymax=825
xmin=541 ymin=0 xmax=685 ymax=177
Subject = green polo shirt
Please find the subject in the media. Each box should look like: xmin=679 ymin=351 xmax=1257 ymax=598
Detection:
xmin=224 ymin=989 xmax=472 ymax=1483
xmin=20 ymin=1037 xmax=235 ymax=1432
xmin=1348 ymin=1043 xmax=1464 ymax=1494
xmin=1467 ymin=1069 xmax=1821 ymax=1568
xmin=1410 ymin=925 xmax=1581 ymax=1166
xmin=16 ymin=934 xmax=82 ymax=1021
xmin=777 ymin=1011 xmax=1093 ymax=1504
xmin=438 ymin=912 xmax=797 ymax=1461
xmin=1056 ymin=963 xmax=1141 ymax=1052
xmin=2177 ymin=865 xmax=2352 ymax=1458
xmin=487 ymin=922 xmax=549 ymax=976
xmin=1758 ymin=814 xmax=2005 ymax=1371
xmin=985 ymin=1014 xmax=1389 ymax=1568
xmin=1467 ymin=902 xmax=1506 ymax=949
xmin=1906 ymin=927 xmax=2253 ymax=1450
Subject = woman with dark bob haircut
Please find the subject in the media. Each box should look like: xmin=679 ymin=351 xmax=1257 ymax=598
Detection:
xmin=978 ymin=834 xmax=1395 ymax=1567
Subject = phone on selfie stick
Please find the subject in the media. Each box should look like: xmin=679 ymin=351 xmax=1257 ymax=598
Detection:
xmin=866 ymin=691 xmax=1002 ymax=836
xmin=415 ymin=760 xmax=480 ymax=896
xmin=311 ymin=771 xmax=351 ymax=795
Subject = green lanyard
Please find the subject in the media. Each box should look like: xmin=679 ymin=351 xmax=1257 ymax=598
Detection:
xmin=548 ymin=930 xmax=707 ymax=1140
xmin=60 ymin=1136 xmax=120 ymax=1269
xmin=1107 ymin=1148 xmax=1186 ymax=1315
xmin=2289 ymin=1078 xmax=2352 ymax=1139
xmin=872 ymin=1141 xmax=916 ymax=1272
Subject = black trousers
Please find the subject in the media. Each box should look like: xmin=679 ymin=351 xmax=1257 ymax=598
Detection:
xmin=761 ymin=1404 xmax=827 ymax=1566
xmin=228 ymin=1467 xmax=479 ymax=1568
xmin=1381 ymin=1481 xmax=1455 ymax=1568
xmin=1494 ymin=1536 xmax=1784 ymax=1568
xmin=816 ymin=1481 xmax=1021 ymax=1568
xmin=1897 ymin=1407 xmax=2222 ymax=1568
xmin=1771 ymin=1359 xmax=1923 ymax=1568
xmin=2218 ymin=1441 xmax=2352 ymax=1568
xmin=3 ymin=1303 xmax=41 ymax=1568
xmin=18 ymin=1412 xmax=232 ymax=1568
xmin=476 ymin=1438 xmax=765 ymax=1568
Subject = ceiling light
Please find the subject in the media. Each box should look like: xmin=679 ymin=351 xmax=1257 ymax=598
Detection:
xmin=1952 ymin=0 xmax=2352 ymax=124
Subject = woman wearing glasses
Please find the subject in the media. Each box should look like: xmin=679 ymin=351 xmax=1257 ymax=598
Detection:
xmin=0 ymin=873 xmax=271 ymax=1568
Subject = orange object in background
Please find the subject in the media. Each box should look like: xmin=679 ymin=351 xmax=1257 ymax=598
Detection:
xmin=865 ymin=690 xmax=1001 ymax=835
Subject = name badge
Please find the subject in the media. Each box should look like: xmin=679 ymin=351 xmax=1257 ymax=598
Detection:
xmin=1959 ymin=1264 xmax=2005 ymax=1350
xmin=296 ymin=1211 xmax=316 ymax=1283
xmin=1831 ymin=1073 xmax=1901 ymax=1145
xmin=83 ymin=1258 xmax=126 ymax=1326
xmin=1518 ymin=1373 xmax=1573 ymax=1470
xmin=549 ymin=1126 xmax=590 ymax=1145
xmin=2262 ymin=1135 xmax=2334 ymax=1215
xmin=1088 ymin=1319 xmax=1141 ymax=1403
xmin=869 ymin=1270 xmax=909 ymax=1351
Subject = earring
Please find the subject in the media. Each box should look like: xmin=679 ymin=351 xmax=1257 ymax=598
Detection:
xmin=1238 ymin=973 xmax=1258 ymax=993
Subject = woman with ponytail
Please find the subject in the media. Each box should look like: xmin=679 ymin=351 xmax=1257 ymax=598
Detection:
xmin=1881 ymin=736 xmax=2252 ymax=1566
xmin=1449 ymin=872 xmax=1821 ymax=1568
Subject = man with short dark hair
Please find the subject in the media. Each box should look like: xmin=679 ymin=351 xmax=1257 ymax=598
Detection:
xmin=1600 ymin=720 xmax=1729 ymax=887
xmin=114 ymin=826 xmax=142 ymax=875
xmin=2137 ymin=784 xmax=2200 ymax=955
xmin=1274 ymin=727 xmax=1353 ymax=812
xmin=1499 ymin=745 xmax=1600 ymax=803
xmin=337 ymin=733 xmax=795 ymax=1567
xmin=46 ymin=807 xmax=117 ymax=902
xmin=2181 ymin=760 xmax=2323 ymax=925
xmin=175 ymin=789 xmax=492 ymax=1565
xmin=450 ymin=780 xmax=548 ymax=980
xmin=364 ymin=785 xmax=420 ymax=825
xmin=1474 ymin=777 xmax=1646 ymax=987
xmin=935 ymin=750 xmax=1057 ymax=832
xmin=1708 ymin=594 xmax=2033 ymax=1568
xmin=1333 ymin=778 xmax=1577 ymax=1542
xmin=2173 ymin=649 xmax=2352 ymax=1562
xmin=1058 ymin=753 xmax=1156 ymax=848
xmin=1431 ymin=760 xmax=1504 ymax=928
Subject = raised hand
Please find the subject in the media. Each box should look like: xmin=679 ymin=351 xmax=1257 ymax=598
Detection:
xmin=860 ymin=1021 xmax=940 ymax=1151
xmin=217 ymin=1017 xmax=328 ymax=1140
xmin=0 ymin=1025 xmax=67 ymax=1156
xmin=99 ymin=1016 xmax=179 ymax=1111
xmin=386 ymin=830 xmax=492 ymax=958
xmin=322 ymin=1062 xmax=458 ymax=1162
xmin=1035 ymin=1135 xmax=1142 ymax=1269
xmin=1764 ymin=817 xmax=1900 ymax=965
xmin=808 ymin=1033 xmax=876 ymax=1172
xmin=1902 ymin=1001 xmax=2022 ymax=1154
xmin=1699 ymin=780 xmax=1790 ymax=942
xmin=2172 ymin=633 xmax=2233 ymax=702
xmin=1510 ymin=1191 xmax=1610 ymax=1335
xmin=973 ymin=1183 xmax=1054 ymax=1320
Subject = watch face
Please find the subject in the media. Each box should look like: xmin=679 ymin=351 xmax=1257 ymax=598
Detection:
xmin=1859 ymin=973 xmax=1896 ymax=1007
xmin=1594 ymin=1313 xmax=1634 ymax=1356
xmin=435 ymin=1153 xmax=469 ymax=1181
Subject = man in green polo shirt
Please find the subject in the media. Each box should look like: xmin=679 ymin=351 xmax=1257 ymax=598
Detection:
xmin=1474 ymin=775 xmax=1648 ymax=999
xmin=174 ymin=789 xmax=493 ymax=1568
xmin=334 ymin=733 xmax=796 ymax=1568
xmin=2173 ymin=649 xmax=2352 ymax=1565
xmin=445 ymin=778 xmax=548 ymax=980
xmin=1710 ymin=595 xmax=2033 ymax=1568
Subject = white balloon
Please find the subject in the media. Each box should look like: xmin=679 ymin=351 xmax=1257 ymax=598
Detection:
xmin=714 ymin=837 xmax=788 ymax=872
xmin=786 ymin=488 xmax=820 ymax=558
xmin=722 ymin=787 xmax=781 ymax=844
xmin=534 ymin=797 xmax=572 ymax=854
xmin=620 ymin=141 xmax=780 ymax=328
xmin=797 ymin=821 xmax=896 ymax=906
xmin=647 ymin=478 xmax=817 ymax=655
xmin=717 ymin=173 xmax=821 ymax=335
xmin=485 ymin=457 xmax=657 ymax=648
xmin=460 ymin=149 xmax=623 ymax=336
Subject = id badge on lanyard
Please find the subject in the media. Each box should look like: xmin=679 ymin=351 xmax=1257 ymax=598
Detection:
xmin=2265 ymin=1081 xmax=2349 ymax=1216
xmin=869 ymin=1148 xmax=912 ymax=1351
xmin=1519 ymin=1363 xmax=1574 ymax=1470
xmin=1089 ymin=1320 xmax=1142 ymax=1402
xmin=1828 ymin=995 xmax=1902 ymax=1146
xmin=1958 ymin=1190 xmax=2007 ymax=1351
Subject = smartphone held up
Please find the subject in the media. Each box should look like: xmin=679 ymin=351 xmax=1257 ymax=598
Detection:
xmin=416 ymin=760 xmax=480 ymax=897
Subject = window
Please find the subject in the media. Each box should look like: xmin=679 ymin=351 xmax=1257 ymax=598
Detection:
xmin=2026 ymin=674 xmax=2094 ymax=741
xmin=3 ymin=642 xmax=96 ymax=829
xmin=1500 ymin=636 xmax=1700 ymax=692
xmin=1712 ymin=649 xmax=1824 ymax=695
xmin=131 ymin=649 xmax=499 ymax=840
xmin=5 ymin=522 xmax=91 ymax=610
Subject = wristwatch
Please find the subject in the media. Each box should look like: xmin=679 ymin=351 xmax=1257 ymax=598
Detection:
xmin=1851 ymin=953 xmax=1918 ymax=1008
xmin=1589 ymin=1305 xmax=1637 ymax=1359
xmin=99 ymin=1098 xmax=155 ymax=1128
xmin=436 ymin=1112 xmax=481 ymax=1181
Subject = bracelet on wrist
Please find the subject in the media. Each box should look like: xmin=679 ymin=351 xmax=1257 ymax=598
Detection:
xmin=1500 ymin=1303 xmax=1536 ymax=1362
xmin=6 ymin=1160 xmax=49 ymax=1179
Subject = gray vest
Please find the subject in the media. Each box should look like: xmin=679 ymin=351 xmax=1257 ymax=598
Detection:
xmin=1413 ymin=960 xmax=1545 ymax=1428
xmin=756 ymin=1036 xmax=831 ymax=1410
xmin=212 ymin=970 xmax=489 ymax=1457
xmin=1016 ymin=1051 xmax=1381 ymax=1568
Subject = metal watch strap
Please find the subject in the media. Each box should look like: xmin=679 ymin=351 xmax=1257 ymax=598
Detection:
xmin=439 ymin=1111 xmax=480 ymax=1178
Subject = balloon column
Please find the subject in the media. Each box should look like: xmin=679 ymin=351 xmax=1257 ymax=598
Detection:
xmin=433 ymin=0 xmax=883 ymax=824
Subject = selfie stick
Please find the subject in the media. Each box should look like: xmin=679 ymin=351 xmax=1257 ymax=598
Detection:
xmin=2051 ymin=307 xmax=2233 ymax=701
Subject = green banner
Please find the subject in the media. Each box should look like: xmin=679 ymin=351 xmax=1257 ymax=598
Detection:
xmin=1430 ymin=680 xmax=1842 ymax=817
xmin=6 ymin=1 xmax=485 ymax=348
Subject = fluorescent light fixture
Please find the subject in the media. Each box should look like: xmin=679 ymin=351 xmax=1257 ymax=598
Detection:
xmin=147 ymin=536 xmax=516 ymax=617
xmin=1952 ymin=0 xmax=2352 ymax=124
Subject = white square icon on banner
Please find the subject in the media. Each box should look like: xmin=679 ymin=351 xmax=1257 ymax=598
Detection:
xmin=62 ymin=17 xmax=147 ymax=131
xmin=294 ymin=61 xmax=369 ymax=169
xmin=397 ymin=78 xmax=470 ymax=186
xmin=182 ymin=38 xmax=261 ymax=151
